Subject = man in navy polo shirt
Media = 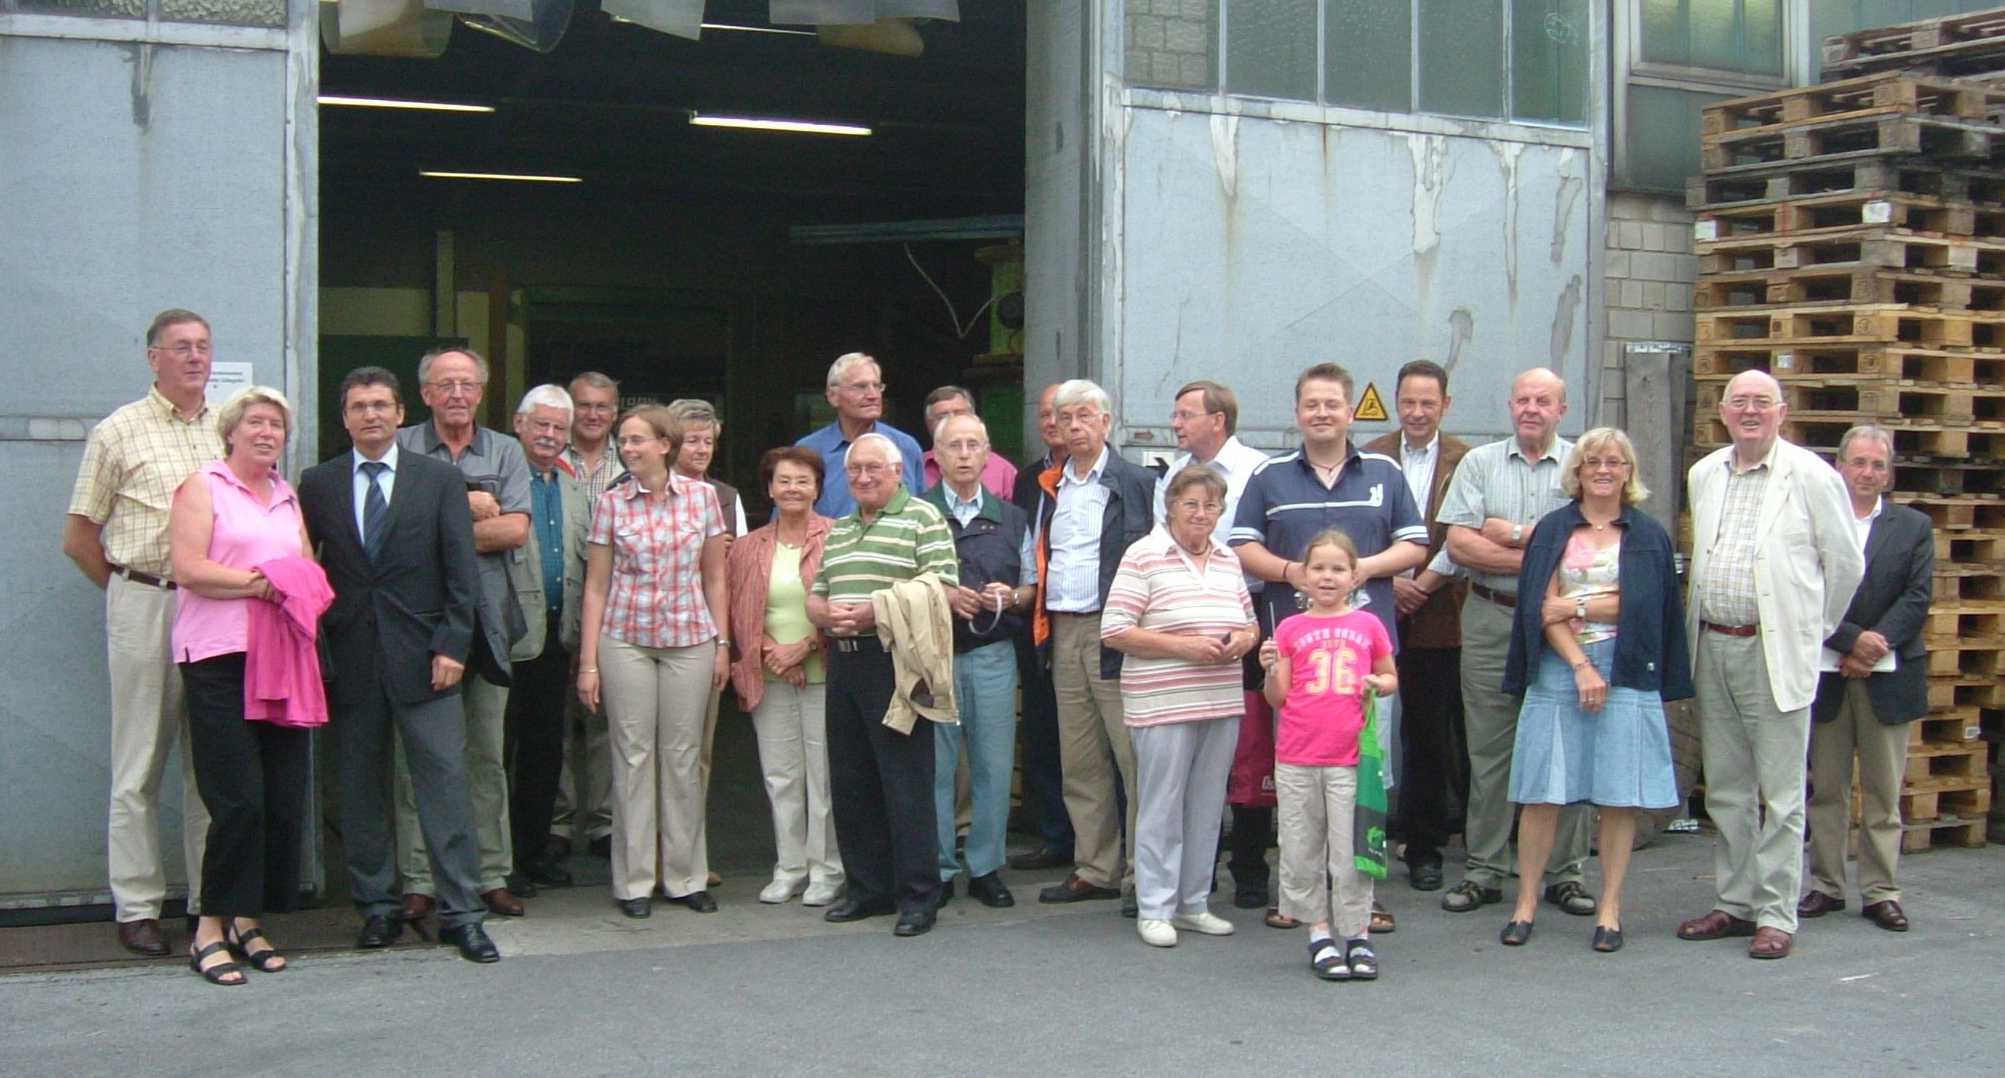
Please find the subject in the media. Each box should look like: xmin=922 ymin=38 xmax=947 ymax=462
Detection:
xmin=1229 ymin=362 xmax=1428 ymax=927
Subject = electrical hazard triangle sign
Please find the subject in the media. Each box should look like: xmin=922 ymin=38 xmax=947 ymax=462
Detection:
xmin=1353 ymin=382 xmax=1389 ymax=422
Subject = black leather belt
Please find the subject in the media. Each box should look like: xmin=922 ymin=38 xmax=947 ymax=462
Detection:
xmin=828 ymin=635 xmax=884 ymax=653
xmin=1469 ymin=583 xmax=1515 ymax=608
xmin=112 ymin=565 xmax=176 ymax=590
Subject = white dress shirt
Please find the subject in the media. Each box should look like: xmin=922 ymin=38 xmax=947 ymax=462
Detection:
xmin=1853 ymin=496 xmax=1882 ymax=552
xmin=1047 ymin=446 xmax=1111 ymax=612
xmin=1153 ymin=435 xmax=1269 ymax=548
xmin=352 ymin=442 xmax=400 ymax=538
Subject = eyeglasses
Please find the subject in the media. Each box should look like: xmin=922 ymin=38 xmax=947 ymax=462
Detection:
xmin=1581 ymin=457 xmax=1631 ymax=471
xmin=1724 ymin=396 xmax=1778 ymax=412
xmin=151 ymin=342 xmax=212 ymax=357
xmin=429 ymin=380 xmax=484 ymax=396
xmin=1171 ymin=409 xmax=1220 ymax=423
xmin=1172 ymin=499 xmax=1225 ymax=515
xmin=845 ymin=461 xmax=892 ymax=477
xmin=840 ymin=381 xmax=885 ymax=395
xmin=937 ymin=439 xmax=986 ymax=455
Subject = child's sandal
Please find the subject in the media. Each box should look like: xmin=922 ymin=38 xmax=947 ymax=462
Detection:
xmin=1308 ymin=937 xmax=1349 ymax=981
xmin=1345 ymin=938 xmax=1379 ymax=980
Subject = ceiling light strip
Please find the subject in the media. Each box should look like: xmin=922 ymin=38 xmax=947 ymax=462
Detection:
xmin=419 ymin=170 xmax=583 ymax=184
xmin=689 ymin=114 xmax=871 ymax=136
xmin=319 ymin=95 xmax=496 ymax=114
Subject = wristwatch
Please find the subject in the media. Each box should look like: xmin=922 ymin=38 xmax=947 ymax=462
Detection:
xmin=1511 ymin=523 xmax=1525 ymax=544
xmin=1574 ymin=599 xmax=1587 ymax=621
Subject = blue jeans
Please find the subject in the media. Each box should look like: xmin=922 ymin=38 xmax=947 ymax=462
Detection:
xmin=935 ymin=641 xmax=1019 ymax=880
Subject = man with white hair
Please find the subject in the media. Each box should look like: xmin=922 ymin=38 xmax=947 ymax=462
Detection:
xmin=1032 ymin=379 xmax=1160 ymax=911
xmin=797 ymin=352 xmax=925 ymax=518
xmin=503 ymin=385 xmax=590 ymax=889
xmin=1678 ymin=369 xmax=1861 ymax=960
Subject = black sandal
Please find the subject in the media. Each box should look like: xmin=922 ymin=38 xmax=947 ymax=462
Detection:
xmin=1308 ymin=937 xmax=1349 ymax=981
xmin=1345 ymin=938 xmax=1379 ymax=980
xmin=190 ymin=940 xmax=246 ymax=986
xmin=226 ymin=923 xmax=287 ymax=973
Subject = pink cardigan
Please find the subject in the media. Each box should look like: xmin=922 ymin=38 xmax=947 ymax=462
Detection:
xmin=724 ymin=514 xmax=833 ymax=712
xmin=244 ymin=555 xmax=333 ymax=728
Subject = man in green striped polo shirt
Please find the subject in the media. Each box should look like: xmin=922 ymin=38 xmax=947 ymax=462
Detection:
xmin=808 ymin=433 xmax=961 ymax=937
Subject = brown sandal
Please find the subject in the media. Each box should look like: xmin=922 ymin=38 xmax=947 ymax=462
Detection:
xmin=1370 ymin=902 xmax=1397 ymax=934
xmin=1265 ymin=907 xmax=1301 ymax=929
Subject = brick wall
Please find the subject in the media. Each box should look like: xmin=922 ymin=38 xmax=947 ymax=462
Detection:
xmin=1125 ymin=0 xmax=1216 ymax=91
xmin=1600 ymin=192 xmax=1698 ymax=427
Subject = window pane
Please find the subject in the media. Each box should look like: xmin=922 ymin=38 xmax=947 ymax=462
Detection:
xmin=1641 ymin=0 xmax=1688 ymax=65
xmin=9 ymin=0 xmax=145 ymax=15
xmin=1326 ymin=0 xmax=1412 ymax=112
xmin=1689 ymin=0 xmax=1742 ymax=70
xmin=160 ymin=0 xmax=286 ymax=26
xmin=1127 ymin=0 xmax=1219 ymax=92
xmin=1626 ymin=84 xmax=1732 ymax=193
xmin=1738 ymin=0 xmax=1783 ymax=76
xmin=1226 ymin=0 xmax=1317 ymax=101
xmin=1513 ymin=0 xmax=1588 ymax=124
xmin=1418 ymin=0 xmax=1503 ymax=118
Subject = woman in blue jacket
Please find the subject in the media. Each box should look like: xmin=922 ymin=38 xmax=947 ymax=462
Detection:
xmin=1496 ymin=428 xmax=1692 ymax=954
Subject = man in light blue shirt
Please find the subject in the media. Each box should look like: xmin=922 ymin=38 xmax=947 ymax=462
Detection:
xmin=797 ymin=351 xmax=924 ymax=517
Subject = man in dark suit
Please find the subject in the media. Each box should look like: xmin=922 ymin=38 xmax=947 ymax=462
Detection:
xmin=300 ymin=367 xmax=500 ymax=963
xmin=1363 ymin=359 xmax=1472 ymax=892
xmin=1799 ymin=424 xmax=1933 ymax=934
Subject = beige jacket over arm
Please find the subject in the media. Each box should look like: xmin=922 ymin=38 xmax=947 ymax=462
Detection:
xmin=871 ymin=572 xmax=959 ymax=734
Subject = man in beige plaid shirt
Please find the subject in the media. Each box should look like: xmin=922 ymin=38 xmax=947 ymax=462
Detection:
xmin=61 ymin=308 xmax=222 ymax=958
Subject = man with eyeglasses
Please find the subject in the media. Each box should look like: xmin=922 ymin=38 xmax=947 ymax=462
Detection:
xmin=392 ymin=346 xmax=536 ymax=924
xmin=63 ymin=308 xmax=221 ymax=957
xmin=1678 ymin=369 xmax=1861 ymax=960
xmin=797 ymin=352 xmax=925 ymax=518
xmin=549 ymin=371 xmax=622 ymax=863
xmin=1006 ymin=383 xmax=1076 ymax=874
xmin=919 ymin=385 xmax=1017 ymax=499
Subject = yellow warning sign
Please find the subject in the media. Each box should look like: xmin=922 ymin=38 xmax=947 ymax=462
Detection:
xmin=1353 ymin=382 xmax=1389 ymax=422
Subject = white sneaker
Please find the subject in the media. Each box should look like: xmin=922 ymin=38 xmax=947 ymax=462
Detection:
xmin=801 ymin=883 xmax=842 ymax=908
xmin=758 ymin=877 xmax=806 ymax=904
xmin=1172 ymin=910 xmax=1236 ymax=936
xmin=1137 ymin=918 xmax=1179 ymax=948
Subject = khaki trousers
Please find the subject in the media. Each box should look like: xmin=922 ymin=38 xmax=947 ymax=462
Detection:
xmin=601 ymin=636 xmax=713 ymax=901
xmin=1806 ymin=679 xmax=1908 ymax=904
xmin=1695 ymin=630 xmax=1812 ymax=933
xmin=106 ymin=574 xmax=208 ymax=920
xmin=1050 ymin=612 xmax=1138 ymax=891
xmin=1459 ymin=593 xmax=1588 ymax=889
xmin=1275 ymin=763 xmax=1373 ymax=938
xmin=394 ymin=673 xmax=512 ymax=893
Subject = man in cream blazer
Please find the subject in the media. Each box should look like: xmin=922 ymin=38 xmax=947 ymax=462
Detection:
xmin=1677 ymin=370 xmax=1863 ymax=960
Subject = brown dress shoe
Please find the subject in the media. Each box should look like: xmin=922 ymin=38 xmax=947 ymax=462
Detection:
xmin=1676 ymin=910 xmax=1758 ymax=940
xmin=1862 ymin=899 xmax=1909 ymax=932
xmin=482 ymin=888 xmax=527 ymax=917
xmin=117 ymin=918 xmax=170 ymax=957
xmin=1036 ymin=874 xmax=1120 ymax=904
xmin=1748 ymin=926 xmax=1793 ymax=959
xmin=1796 ymin=891 xmax=1845 ymax=918
xmin=400 ymin=893 xmax=436 ymax=922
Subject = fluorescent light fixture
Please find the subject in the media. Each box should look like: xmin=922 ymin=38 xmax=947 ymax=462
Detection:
xmin=690 ymin=113 xmax=872 ymax=136
xmin=419 ymin=170 xmax=583 ymax=184
xmin=700 ymin=21 xmax=816 ymax=35
xmin=319 ymin=95 xmax=495 ymax=114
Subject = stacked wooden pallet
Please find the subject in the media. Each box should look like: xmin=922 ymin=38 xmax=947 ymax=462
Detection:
xmin=1823 ymin=5 xmax=2005 ymax=84
xmin=1688 ymin=70 xmax=2005 ymax=852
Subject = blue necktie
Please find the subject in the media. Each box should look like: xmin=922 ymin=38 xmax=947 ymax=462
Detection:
xmin=360 ymin=461 xmax=388 ymax=561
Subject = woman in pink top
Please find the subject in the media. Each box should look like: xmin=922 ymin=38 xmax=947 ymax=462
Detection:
xmin=167 ymin=387 xmax=312 ymax=986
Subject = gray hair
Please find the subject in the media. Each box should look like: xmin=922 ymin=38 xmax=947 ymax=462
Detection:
xmin=1164 ymin=463 xmax=1227 ymax=505
xmin=1054 ymin=378 xmax=1112 ymax=416
xmin=933 ymin=411 xmax=988 ymax=446
xmin=1837 ymin=424 xmax=1895 ymax=460
xmin=568 ymin=370 xmax=618 ymax=393
xmin=517 ymin=384 xmax=574 ymax=418
xmin=418 ymin=346 xmax=490 ymax=385
xmin=216 ymin=385 xmax=294 ymax=454
xmin=666 ymin=398 xmax=723 ymax=438
xmin=850 ymin=431 xmax=904 ymax=469
xmin=826 ymin=351 xmax=879 ymax=390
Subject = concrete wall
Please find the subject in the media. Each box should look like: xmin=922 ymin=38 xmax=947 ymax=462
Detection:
xmin=1024 ymin=0 xmax=1094 ymax=421
xmin=1600 ymin=192 xmax=1698 ymax=429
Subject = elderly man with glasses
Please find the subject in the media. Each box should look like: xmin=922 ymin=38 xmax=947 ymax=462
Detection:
xmin=797 ymin=352 xmax=925 ymax=518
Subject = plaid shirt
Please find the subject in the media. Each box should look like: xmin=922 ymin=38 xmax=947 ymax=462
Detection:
xmin=1697 ymin=450 xmax=1771 ymax=628
xmin=588 ymin=471 xmax=725 ymax=648
xmin=66 ymin=386 xmax=222 ymax=578
xmin=563 ymin=444 xmax=623 ymax=510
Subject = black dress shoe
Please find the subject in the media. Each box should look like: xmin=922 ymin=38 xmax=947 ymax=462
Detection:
xmin=439 ymin=923 xmax=501 ymax=963
xmin=504 ymin=873 xmax=541 ymax=899
xmin=1500 ymin=919 xmax=1535 ymax=946
xmin=616 ymin=897 xmax=651 ymax=919
xmin=1408 ymin=861 xmax=1444 ymax=892
xmin=524 ymin=858 xmax=574 ymax=888
xmin=356 ymin=916 xmax=403 ymax=949
xmin=934 ymin=878 xmax=954 ymax=910
xmin=1006 ymin=847 xmax=1074 ymax=871
xmin=893 ymin=908 xmax=936 ymax=937
xmin=1121 ymin=892 xmax=1138 ymax=919
xmin=1591 ymin=925 xmax=1624 ymax=953
xmin=669 ymin=890 xmax=718 ymax=913
xmin=967 ymin=872 xmax=1016 ymax=908
xmin=588 ymin=835 xmax=612 ymax=859
xmin=1231 ymin=885 xmax=1269 ymax=910
xmin=824 ymin=898 xmax=896 ymax=923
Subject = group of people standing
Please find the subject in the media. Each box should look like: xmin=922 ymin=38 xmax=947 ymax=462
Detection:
xmin=65 ymin=309 xmax=1926 ymax=986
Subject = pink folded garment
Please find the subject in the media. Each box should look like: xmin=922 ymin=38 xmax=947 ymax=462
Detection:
xmin=244 ymin=555 xmax=335 ymax=728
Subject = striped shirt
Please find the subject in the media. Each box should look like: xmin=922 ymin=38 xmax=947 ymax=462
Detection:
xmin=588 ymin=471 xmax=725 ymax=648
xmin=812 ymin=487 xmax=960 ymax=625
xmin=563 ymin=444 xmax=623 ymax=512
xmin=1435 ymin=434 xmax=1574 ymax=593
xmin=1100 ymin=528 xmax=1254 ymax=727
xmin=1696 ymin=447 xmax=1773 ymax=628
xmin=67 ymin=386 xmax=222 ymax=578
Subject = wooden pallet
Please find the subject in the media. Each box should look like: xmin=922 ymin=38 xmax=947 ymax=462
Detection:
xmin=1696 ymin=225 xmax=2005 ymax=275
xmin=1914 ymin=708 xmax=1986 ymax=747
xmin=1924 ymin=636 xmax=2005 ymax=676
xmin=1694 ymin=267 xmax=2005 ymax=312
xmin=1824 ymin=6 xmax=2005 ymax=79
xmin=1702 ymin=113 xmax=2004 ymax=171
xmin=1898 ymin=460 xmax=2005 ymax=497
xmin=1703 ymin=72 xmax=2002 ymax=137
xmin=1694 ymin=377 xmax=2005 ymax=421
xmin=1936 ymin=530 xmax=2005 ymax=563
xmin=1689 ymin=156 xmax=2005 ymax=209
xmin=1896 ymin=779 xmax=1992 ymax=852
xmin=1694 ymin=342 xmax=2005 ymax=383
xmin=1694 ymin=303 xmax=2005 ymax=350
xmin=1927 ymin=672 xmax=2005 ymax=707
xmin=1696 ymin=192 xmax=2005 ymax=245
xmin=1902 ymin=493 xmax=2005 ymax=531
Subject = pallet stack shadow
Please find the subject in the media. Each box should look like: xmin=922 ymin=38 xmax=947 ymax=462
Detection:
xmin=1686 ymin=69 xmax=2001 ymax=852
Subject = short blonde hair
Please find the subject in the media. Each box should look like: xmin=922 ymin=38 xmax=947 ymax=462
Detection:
xmin=217 ymin=385 xmax=293 ymax=454
xmin=1561 ymin=427 xmax=1649 ymax=505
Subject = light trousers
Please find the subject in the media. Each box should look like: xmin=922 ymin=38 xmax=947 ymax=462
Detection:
xmin=1131 ymin=716 xmax=1240 ymax=921
xmin=394 ymin=672 xmax=511 ymax=893
xmin=1696 ymin=630 xmax=1812 ymax=933
xmin=1050 ymin=612 xmax=1138 ymax=891
xmin=1807 ymin=678 xmax=1908 ymax=904
xmin=105 ymin=573 xmax=208 ymax=921
xmin=934 ymin=641 xmax=1018 ymax=880
xmin=749 ymin=677 xmax=843 ymax=889
xmin=601 ymin=636 xmax=713 ymax=901
xmin=552 ymin=694 xmax=614 ymax=843
xmin=1275 ymin=762 xmax=1373 ymax=938
xmin=1460 ymin=593 xmax=1588 ymax=889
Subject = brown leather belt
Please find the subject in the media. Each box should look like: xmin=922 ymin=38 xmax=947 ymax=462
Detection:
xmin=112 ymin=565 xmax=177 ymax=590
xmin=1469 ymin=583 xmax=1516 ymax=608
xmin=828 ymin=634 xmax=884 ymax=653
xmin=1702 ymin=621 xmax=1759 ymax=638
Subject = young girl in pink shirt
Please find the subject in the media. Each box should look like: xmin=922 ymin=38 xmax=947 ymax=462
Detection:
xmin=1259 ymin=530 xmax=1397 ymax=981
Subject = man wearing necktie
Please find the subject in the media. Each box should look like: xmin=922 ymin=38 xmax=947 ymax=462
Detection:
xmin=299 ymin=367 xmax=500 ymax=963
